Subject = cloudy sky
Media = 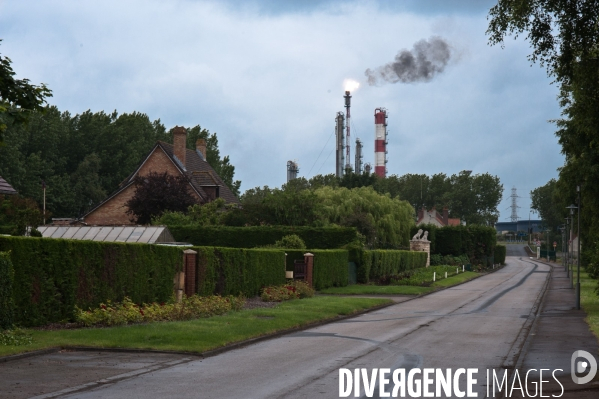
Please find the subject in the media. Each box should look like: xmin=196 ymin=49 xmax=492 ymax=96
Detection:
xmin=0 ymin=0 xmax=563 ymax=221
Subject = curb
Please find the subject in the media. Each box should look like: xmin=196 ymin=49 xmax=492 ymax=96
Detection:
xmin=0 ymin=301 xmax=395 ymax=362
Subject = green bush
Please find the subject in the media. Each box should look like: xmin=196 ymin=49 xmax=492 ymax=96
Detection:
xmin=0 ymin=251 xmax=15 ymax=330
xmin=195 ymin=247 xmax=285 ymax=297
xmin=0 ymin=236 xmax=182 ymax=327
xmin=367 ymin=250 xmax=428 ymax=282
xmin=494 ymin=245 xmax=506 ymax=265
xmin=285 ymin=249 xmax=349 ymax=290
xmin=169 ymin=226 xmax=358 ymax=249
xmin=274 ymin=234 xmax=306 ymax=249
xmin=387 ymin=265 xmax=464 ymax=286
xmin=260 ymin=281 xmax=314 ymax=302
xmin=75 ymin=295 xmax=245 ymax=327
xmin=411 ymin=224 xmax=497 ymax=265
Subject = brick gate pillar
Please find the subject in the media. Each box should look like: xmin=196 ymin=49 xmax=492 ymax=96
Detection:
xmin=183 ymin=249 xmax=198 ymax=297
xmin=304 ymin=253 xmax=314 ymax=287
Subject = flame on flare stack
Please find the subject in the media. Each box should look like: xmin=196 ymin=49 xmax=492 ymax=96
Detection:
xmin=374 ymin=108 xmax=388 ymax=177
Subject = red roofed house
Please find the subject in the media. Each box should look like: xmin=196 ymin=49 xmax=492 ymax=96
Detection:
xmin=83 ymin=126 xmax=239 ymax=225
xmin=417 ymin=207 xmax=461 ymax=227
xmin=0 ymin=175 xmax=18 ymax=196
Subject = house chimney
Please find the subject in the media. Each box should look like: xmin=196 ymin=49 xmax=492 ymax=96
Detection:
xmin=196 ymin=139 xmax=207 ymax=160
xmin=172 ymin=126 xmax=187 ymax=167
xmin=443 ymin=207 xmax=449 ymax=226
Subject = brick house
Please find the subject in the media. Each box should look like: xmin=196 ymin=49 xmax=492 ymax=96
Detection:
xmin=417 ymin=207 xmax=461 ymax=227
xmin=83 ymin=126 xmax=239 ymax=225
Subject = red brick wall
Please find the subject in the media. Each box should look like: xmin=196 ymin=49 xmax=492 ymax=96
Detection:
xmin=85 ymin=183 xmax=136 ymax=225
xmin=84 ymin=147 xmax=203 ymax=225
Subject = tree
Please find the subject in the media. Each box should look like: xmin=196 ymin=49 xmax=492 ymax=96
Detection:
xmin=125 ymin=172 xmax=197 ymax=224
xmin=530 ymin=179 xmax=564 ymax=231
xmin=0 ymin=40 xmax=52 ymax=144
xmin=0 ymin=194 xmax=42 ymax=235
xmin=487 ymin=1 xmax=599 ymax=272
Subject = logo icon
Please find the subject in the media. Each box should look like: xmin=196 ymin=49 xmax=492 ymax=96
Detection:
xmin=571 ymin=350 xmax=598 ymax=384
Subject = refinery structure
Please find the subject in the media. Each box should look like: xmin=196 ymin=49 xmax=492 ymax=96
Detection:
xmin=288 ymin=82 xmax=389 ymax=181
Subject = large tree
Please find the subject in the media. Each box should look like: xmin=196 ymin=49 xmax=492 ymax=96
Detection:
xmin=487 ymin=0 xmax=599 ymax=273
xmin=0 ymin=40 xmax=52 ymax=144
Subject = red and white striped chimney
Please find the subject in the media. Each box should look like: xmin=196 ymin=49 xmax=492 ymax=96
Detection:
xmin=374 ymin=108 xmax=387 ymax=177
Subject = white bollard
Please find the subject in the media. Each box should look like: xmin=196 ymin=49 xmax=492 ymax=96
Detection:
xmin=433 ymin=272 xmax=436 ymax=282
xmin=445 ymin=272 xmax=447 ymax=279
xmin=456 ymin=267 xmax=459 ymax=274
xmin=462 ymin=265 xmax=465 ymax=272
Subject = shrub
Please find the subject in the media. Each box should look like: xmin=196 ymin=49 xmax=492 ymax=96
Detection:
xmin=0 ymin=236 xmax=182 ymax=327
xmin=359 ymin=250 xmax=427 ymax=283
xmin=75 ymin=295 xmax=245 ymax=327
xmin=260 ymin=281 xmax=314 ymax=302
xmin=386 ymin=265 xmax=464 ymax=286
xmin=0 ymin=251 xmax=14 ymax=330
xmin=169 ymin=226 xmax=358 ymax=249
xmin=195 ymin=247 xmax=285 ymax=297
xmin=0 ymin=328 xmax=32 ymax=346
xmin=494 ymin=245 xmax=506 ymax=265
xmin=274 ymin=234 xmax=306 ymax=249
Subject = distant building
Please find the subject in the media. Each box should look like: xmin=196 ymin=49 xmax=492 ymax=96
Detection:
xmin=494 ymin=220 xmax=544 ymax=234
xmin=0 ymin=175 xmax=18 ymax=196
xmin=417 ymin=207 xmax=461 ymax=227
xmin=83 ymin=126 xmax=239 ymax=225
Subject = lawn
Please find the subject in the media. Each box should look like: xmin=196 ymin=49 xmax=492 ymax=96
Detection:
xmin=319 ymin=271 xmax=480 ymax=295
xmin=0 ymin=296 xmax=391 ymax=357
xmin=576 ymin=269 xmax=599 ymax=341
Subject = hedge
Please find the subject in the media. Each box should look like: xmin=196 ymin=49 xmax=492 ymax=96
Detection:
xmin=195 ymin=247 xmax=285 ymax=297
xmin=169 ymin=226 xmax=358 ymax=249
xmin=410 ymin=224 xmax=497 ymax=265
xmin=0 ymin=236 xmax=182 ymax=327
xmin=364 ymin=250 xmax=427 ymax=283
xmin=494 ymin=245 xmax=506 ymax=265
xmin=0 ymin=251 xmax=15 ymax=329
xmin=285 ymin=249 xmax=349 ymax=290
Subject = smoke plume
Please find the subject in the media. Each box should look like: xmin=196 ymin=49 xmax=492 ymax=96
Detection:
xmin=365 ymin=36 xmax=452 ymax=85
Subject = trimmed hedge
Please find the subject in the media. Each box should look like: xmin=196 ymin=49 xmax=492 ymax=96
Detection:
xmin=0 ymin=251 xmax=15 ymax=329
xmin=365 ymin=250 xmax=427 ymax=283
xmin=169 ymin=226 xmax=358 ymax=249
xmin=411 ymin=224 xmax=497 ymax=265
xmin=494 ymin=245 xmax=506 ymax=265
xmin=195 ymin=247 xmax=285 ymax=297
xmin=285 ymin=249 xmax=349 ymax=290
xmin=0 ymin=236 xmax=182 ymax=327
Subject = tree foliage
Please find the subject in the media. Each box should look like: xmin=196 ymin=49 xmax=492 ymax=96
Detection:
xmin=0 ymin=194 xmax=42 ymax=235
xmin=530 ymin=178 xmax=564 ymax=231
xmin=0 ymin=40 xmax=52 ymax=144
xmin=487 ymin=1 xmax=599 ymax=274
xmin=0 ymin=107 xmax=240 ymax=218
xmin=125 ymin=172 xmax=197 ymax=225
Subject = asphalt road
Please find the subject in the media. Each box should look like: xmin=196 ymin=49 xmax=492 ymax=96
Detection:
xmin=19 ymin=257 xmax=551 ymax=399
xmin=505 ymin=244 xmax=528 ymax=257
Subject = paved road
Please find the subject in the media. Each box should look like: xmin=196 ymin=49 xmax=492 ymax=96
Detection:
xmin=505 ymin=244 xmax=528 ymax=257
xmin=12 ymin=257 xmax=552 ymax=399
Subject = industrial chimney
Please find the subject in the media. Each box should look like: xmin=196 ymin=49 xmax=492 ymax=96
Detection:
xmin=287 ymin=160 xmax=299 ymax=182
xmin=344 ymin=91 xmax=352 ymax=171
xmin=355 ymin=138 xmax=363 ymax=174
xmin=374 ymin=108 xmax=388 ymax=177
xmin=335 ymin=112 xmax=345 ymax=178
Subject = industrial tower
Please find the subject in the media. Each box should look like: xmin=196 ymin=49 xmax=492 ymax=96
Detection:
xmin=335 ymin=112 xmax=345 ymax=178
xmin=355 ymin=138 xmax=363 ymax=174
xmin=344 ymin=91 xmax=352 ymax=171
xmin=509 ymin=186 xmax=520 ymax=222
xmin=287 ymin=160 xmax=299 ymax=182
xmin=374 ymin=108 xmax=388 ymax=177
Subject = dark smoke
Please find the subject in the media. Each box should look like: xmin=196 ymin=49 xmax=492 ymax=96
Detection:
xmin=365 ymin=36 xmax=452 ymax=85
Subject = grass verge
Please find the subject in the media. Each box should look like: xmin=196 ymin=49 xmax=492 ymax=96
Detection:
xmin=0 ymin=296 xmax=390 ymax=358
xmin=576 ymin=268 xmax=599 ymax=341
xmin=319 ymin=271 xmax=480 ymax=295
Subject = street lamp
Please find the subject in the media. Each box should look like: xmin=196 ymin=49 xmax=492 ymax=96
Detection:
xmin=544 ymin=228 xmax=551 ymax=262
xmin=576 ymin=185 xmax=581 ymax=310
xmin=566 ymin=204 xmax=577 ymax=291
xmin=559 ymin=225 xmax=565 ymax=270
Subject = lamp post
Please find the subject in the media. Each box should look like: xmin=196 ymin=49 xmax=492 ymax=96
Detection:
xmin=566 ymin=204 xmax=577 ymax=290
xmin=564 ymin=217 xmax=570 ymax=273
xmin=544 ymin=228 xmax=551 ymax=261
xmin=559 ymin=225 xmax=565 ymax=270
xmin=576 ymin=185 xmax=581 ymax=310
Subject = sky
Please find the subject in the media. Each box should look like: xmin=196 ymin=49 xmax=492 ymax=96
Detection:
xmin=0 ymin=0 xmax=563 ymax=222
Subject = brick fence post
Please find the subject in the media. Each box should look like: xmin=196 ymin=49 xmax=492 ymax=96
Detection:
xmin=183 ymin=249 xmax=198 ymax=297
xmin=304 ymin=253 xmax=314 ymax=287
